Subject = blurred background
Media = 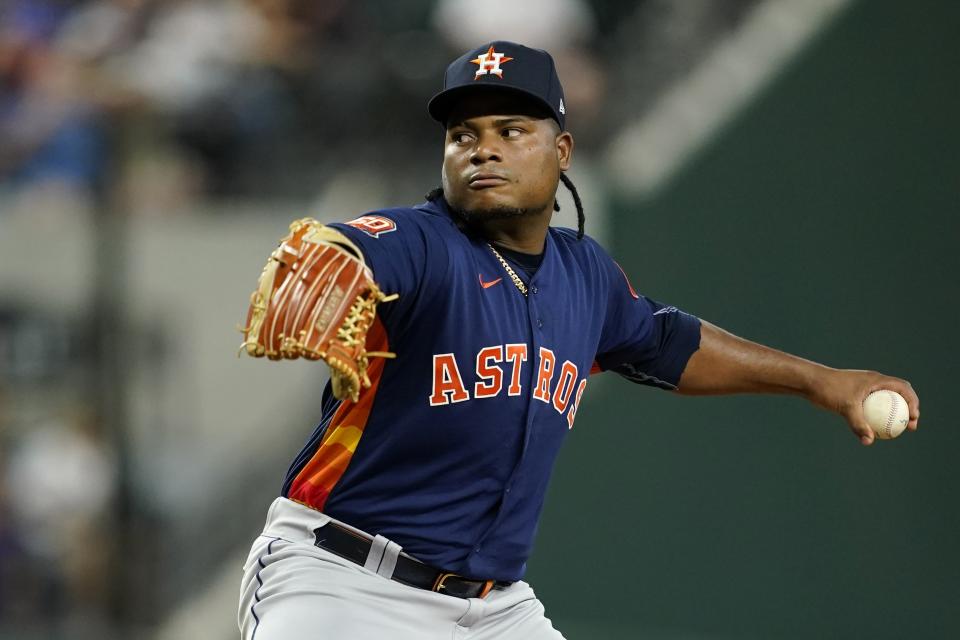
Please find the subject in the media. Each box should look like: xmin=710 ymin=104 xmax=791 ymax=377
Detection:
xmin=0 ymin=0 xmax=956 ymax=638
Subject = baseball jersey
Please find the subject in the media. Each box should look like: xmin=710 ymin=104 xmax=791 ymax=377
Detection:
xmin=280 ymin=197 xmax=701 ymax=581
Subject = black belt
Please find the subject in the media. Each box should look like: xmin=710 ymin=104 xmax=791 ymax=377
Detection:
xmin=313 ymin=522 xmax=511 ymax=599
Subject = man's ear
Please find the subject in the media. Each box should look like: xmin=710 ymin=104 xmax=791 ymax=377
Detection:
xmin=557 ymin=131 xmax=574 ymax=171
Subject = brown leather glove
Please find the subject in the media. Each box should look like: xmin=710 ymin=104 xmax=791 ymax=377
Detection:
xmin=240 ymin=218 xmax=397 ymax=401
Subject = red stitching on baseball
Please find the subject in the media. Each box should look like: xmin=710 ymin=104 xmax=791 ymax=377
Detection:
xmin=884 ymin=391 xmax=897 ymax=437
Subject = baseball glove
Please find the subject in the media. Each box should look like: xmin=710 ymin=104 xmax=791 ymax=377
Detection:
xmin=239 ymin=218 xmax=398 ymax=402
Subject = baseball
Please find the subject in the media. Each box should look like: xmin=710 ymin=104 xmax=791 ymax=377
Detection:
xmin=862 ymin=390 xmax=909 ymax=439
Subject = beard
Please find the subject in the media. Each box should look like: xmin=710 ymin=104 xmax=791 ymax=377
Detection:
xmin=448 ymin=198 xmax=554 ymax=226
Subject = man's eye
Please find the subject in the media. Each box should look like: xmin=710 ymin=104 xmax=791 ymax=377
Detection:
xmin=503 ymin=128 xmax=522 ymax=138
xmin=452 ymin=132 xmax=472 ymax=144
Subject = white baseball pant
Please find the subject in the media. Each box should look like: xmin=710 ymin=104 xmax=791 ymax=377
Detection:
xmin=238 ymin=497 xmax=566 ymax=640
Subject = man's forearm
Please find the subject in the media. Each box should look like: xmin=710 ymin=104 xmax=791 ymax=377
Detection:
xmin=676 ymin=320 xmax=833 ymax=398
xmin=675 ymin=319 xmax=920 ymax=445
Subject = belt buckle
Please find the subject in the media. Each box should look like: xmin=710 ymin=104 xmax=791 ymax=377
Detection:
xmin=477 ymin=579 xmax=495 ymax=599
xmin=432 ymin=573 xmax=495 ymax=599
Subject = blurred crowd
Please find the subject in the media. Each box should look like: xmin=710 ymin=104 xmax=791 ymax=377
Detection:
xmin=0 ymin=307 xmax=117 ymax=636
xmin=0 ymin=0 xmax=758 ymax=635
xmin=0 ymin=0 xmax=631 ymax=220
xmin=0 ymin=0 xmax=758 ymax=212
xmin=0 ymin=0 xmax=408 ymax=211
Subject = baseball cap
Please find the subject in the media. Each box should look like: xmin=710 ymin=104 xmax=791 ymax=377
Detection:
xmin=428 ymin=41 xmax=567 ymax=130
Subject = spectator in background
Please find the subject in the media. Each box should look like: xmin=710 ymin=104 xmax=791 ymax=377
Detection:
xmin=0 ymin=0 xmax=109 ymax=201
xmin=4 ymin=404 xmax=118 ymax=630
xmin=101 ymin=0 xmax=361 ymax=198
xmin=0 ymin=0 xmax=350 ymax=207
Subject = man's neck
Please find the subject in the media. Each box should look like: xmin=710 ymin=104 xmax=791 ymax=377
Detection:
xmin=475 ymin=210 xmax=551 ymax=254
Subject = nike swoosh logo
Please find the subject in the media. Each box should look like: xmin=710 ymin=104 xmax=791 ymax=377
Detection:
xmin=479 ymin=275 xmax=503 ymax=289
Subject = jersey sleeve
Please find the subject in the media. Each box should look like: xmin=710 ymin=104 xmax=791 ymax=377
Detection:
xmin=328 ymin=211 xmax=447 ymax=326
xmin=594 ymin=252 xmax=702 ymax=390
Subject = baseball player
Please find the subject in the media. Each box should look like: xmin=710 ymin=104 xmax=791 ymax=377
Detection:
xmin=236 ymin=42 xmax=920 ymax=640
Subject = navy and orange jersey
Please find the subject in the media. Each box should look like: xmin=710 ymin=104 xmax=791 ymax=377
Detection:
xmin=280 ymin=196 xmax=701 ymax=581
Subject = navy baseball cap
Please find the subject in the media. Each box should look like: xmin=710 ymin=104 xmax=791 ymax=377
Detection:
xmin=428 ymin=41 xmax=566 ymax=130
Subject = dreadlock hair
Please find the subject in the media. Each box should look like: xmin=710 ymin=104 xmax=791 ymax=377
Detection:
xmin=424 ymin=172 xmax=585 ymax=239
xmin=559 ymin=173 xmax=585 ymax=240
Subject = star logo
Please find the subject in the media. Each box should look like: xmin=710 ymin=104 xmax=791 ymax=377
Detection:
xmin=471 ymin=46 xmax=513 ymax=80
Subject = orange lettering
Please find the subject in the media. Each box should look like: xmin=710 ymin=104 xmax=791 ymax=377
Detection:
xmin=474 ymin=346 xmax=504 ymax=398
xmin=429 ymin=353 xmax=470 ymax=406
xmin=505 ymin=344 xmax=528 ymax=396
xmin=552 ymin=361 xmax=579 ymax=413
xmin=532 ymin=347 xmax=556 ymax=403
xmin=566 ymin=379 xmax=588 ymax=429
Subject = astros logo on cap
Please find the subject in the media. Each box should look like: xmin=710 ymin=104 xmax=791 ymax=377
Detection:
xmin=471 ymin=46 xmax=513 ymax=79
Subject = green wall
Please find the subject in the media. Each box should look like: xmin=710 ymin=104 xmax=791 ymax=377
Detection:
xmin=529 ymin=0 xmax=960 ymax=637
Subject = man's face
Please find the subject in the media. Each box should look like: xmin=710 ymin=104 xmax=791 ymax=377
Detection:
xmin=441 ymin=93 xmax=572 ymax=221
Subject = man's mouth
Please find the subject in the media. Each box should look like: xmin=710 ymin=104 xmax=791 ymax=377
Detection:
xmin=468 ymin=172 xmax=509 ymax=189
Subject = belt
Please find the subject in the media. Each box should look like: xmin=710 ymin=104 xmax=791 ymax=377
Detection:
xmin=313 ymin=522 xmax=511 ymax=599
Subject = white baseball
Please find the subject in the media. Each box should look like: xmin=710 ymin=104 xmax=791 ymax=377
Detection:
xmin=862 ymin=390 xmax=909 ymax=440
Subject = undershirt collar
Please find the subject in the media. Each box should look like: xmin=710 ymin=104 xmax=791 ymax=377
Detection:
xmin=491 ymin=243 xmax=544 ymax=280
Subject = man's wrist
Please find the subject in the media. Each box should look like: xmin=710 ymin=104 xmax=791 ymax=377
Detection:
xmin=797 ymin=362 xmax=838 ymax=408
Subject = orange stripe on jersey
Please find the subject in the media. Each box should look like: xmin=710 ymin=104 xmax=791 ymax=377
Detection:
xmin=287 ymin=317 xmax=389 ymax=511
xmin=613 ymin=261 xmax=640 ymax=299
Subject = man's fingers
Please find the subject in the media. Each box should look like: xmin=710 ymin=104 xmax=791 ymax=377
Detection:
xmin=902 ymin=383 xmax=920 ymax=431
xmin=848 ymin=409 xmax=875 ymax=446
xmin=877 ymin=378 xmax=920 ymax=431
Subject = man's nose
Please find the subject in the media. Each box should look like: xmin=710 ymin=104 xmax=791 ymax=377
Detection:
xmin=470 ymin=133 xmax=503 ymax=164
